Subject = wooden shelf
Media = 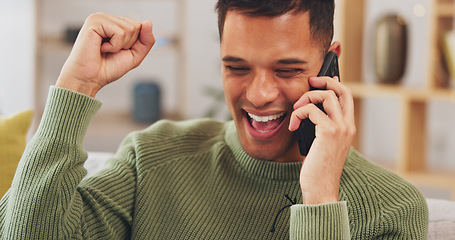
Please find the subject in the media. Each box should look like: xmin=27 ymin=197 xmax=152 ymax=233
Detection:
xmin=39 ymin=37 xmax=179 ymax=56
xmin=346 ymin=83 xmax=455 ymax=102
xmin=399 ymin=170 xmax=455 ymax=189
xmin=437 ymin=1 xmax=455 ymax=18
xmin=342 ymin=0 xmax=455 ymax=200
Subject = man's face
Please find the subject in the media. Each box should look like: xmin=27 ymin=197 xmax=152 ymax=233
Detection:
xmin=220 ymin=10 xmax=325 ymax=162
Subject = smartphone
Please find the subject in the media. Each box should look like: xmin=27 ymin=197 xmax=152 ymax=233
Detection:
xmin=296 ymin=51 xmax=340 ymax=156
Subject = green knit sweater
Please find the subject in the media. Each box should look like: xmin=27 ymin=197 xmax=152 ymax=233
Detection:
xmin=0 ymin=87 xmax=428 ymax=239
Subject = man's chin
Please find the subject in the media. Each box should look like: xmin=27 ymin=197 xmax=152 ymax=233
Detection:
xmin=240 ymin=134 xmax=301 ymax=162
xmin=243 ymin=144 xmax=287 ymax=161
xmin=247 ymin=152 xmax=275 ymax=161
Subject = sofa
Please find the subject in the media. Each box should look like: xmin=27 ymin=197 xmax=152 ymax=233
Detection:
xmin=426 ymin=198 xmax=455 ymax=239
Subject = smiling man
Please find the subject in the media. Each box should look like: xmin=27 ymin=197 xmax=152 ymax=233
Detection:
xmin=221 ymin=10 xmax=336 ymax=163
xmin=0 ymin=0 xmax=428 ymax=239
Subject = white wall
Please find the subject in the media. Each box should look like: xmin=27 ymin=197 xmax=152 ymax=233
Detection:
xmin=181 ymin=0 xmax=229 ymax=120
xmin=0 ymin=0 xmax=35 ymax=115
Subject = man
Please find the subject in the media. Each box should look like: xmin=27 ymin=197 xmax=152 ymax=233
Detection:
xmin=0 ymin=0 xmax=428 ymax=239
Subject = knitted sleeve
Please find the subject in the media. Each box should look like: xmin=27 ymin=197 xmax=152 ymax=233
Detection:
xmin=289 ymin=201 xmax=351 ymax=239
xmin=288 ymin=192 xmax=428 ymax=240
xmin=288 ymin=149 xmax=429 ymax=239
xmin=0 ymin=87 xmax=137 ymax=239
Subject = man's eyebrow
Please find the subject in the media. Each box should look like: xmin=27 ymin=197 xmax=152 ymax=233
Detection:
xmin=222 ymin=56 xmax=247 ymax=63
xmin=221 ymin=56 xmax=308 ymax=64
xmin=276 ymin=58 xmax=308 ymax=65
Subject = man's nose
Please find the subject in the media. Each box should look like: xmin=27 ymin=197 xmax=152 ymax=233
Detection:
xmin=245 ymin=71 xmax=279 ymax=108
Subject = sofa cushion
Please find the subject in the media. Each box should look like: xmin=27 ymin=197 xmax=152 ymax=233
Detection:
xmin=426 ymin=198 xmax=455 ymax=240
xmin=0 ymin=109 xmax=33 ymax=197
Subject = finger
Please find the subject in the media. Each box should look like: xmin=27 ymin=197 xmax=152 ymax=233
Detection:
xmin=293 ymin=90 xmax=344 ymax=122
xmin=129 ymin=20 xmax=155 ymax=68
xmin=308 ymin=76 xmax=355 ymax=124
xmin=97 ymin=15 xmax=142 ymax=53
xmin=126 ymin=27 xmax=141 ymax=49
xmin=289 ymin=104 xmax=330 ymax=131
xmin=74 ymin=13 xmax=111 ymax=54
xmin=307 ymin=76 xmax=332 ymax=90
xmin=116 ymin=16 xmax=141 ymax=50
xmin=337 ymin=83 xmax=355 ymax=126
xmin=308 ymin=76 xmax=343 ymax=100
xmin=100 ymin=25 xmax=139 ymax=53
xmin=293 ymin=76 xmax=334 ymax=109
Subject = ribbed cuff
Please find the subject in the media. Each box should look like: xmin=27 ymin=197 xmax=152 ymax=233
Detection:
xmin=36 ymin=86 xmax=102 ymax=145
xmin=289 ymin=201 xmax=350 ymax=239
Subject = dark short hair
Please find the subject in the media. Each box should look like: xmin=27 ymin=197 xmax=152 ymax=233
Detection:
xmin=215 ymin=0 xmax=334 ymax=52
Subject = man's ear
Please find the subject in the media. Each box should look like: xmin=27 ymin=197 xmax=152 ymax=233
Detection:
xmin=328 ymin=41 xmax=341 ymax=57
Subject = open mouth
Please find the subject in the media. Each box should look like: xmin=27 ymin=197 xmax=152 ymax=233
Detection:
xmin=246 ymin=111 xmax=287 ymax=134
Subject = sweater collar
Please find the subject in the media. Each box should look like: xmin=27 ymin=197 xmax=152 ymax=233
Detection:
xmin=224 ymin=121 xmax=302 ymax=181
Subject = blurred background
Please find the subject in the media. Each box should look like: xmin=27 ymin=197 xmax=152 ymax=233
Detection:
xmin=0 ymin=0 xmax=454 ymax=200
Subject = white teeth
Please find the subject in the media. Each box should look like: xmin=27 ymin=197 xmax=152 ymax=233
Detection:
xmin=247 ymin=112 xmax=285 ymax=122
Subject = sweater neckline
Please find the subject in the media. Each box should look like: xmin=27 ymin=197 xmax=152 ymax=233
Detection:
xmin=224 ymin=121 xmax=302 ymax=181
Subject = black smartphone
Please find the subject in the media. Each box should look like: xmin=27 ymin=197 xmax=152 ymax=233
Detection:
xmin=296 ymin=51 xmax=340 ymax=156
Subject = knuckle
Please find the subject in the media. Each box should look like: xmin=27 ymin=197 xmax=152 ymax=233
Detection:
xmin=290 ymin=111 xmax=300 ymax=122
xmin=325 ymin=125 xmax=338 ymax=136
xmin=325 ymin=123 xmax=349 ymax=137
xmin=307 ymin=103 xmax=319 ymax=113
xmin=127 ymin=24 xmax=137 ymax=34
xmin=327 ymin=90 xmax=337 ymax=98
xmin=349 ymin=125 xmax=357 ymax=138
xmin=95 ymin=11 xmax=107 ymax=16
xmin=87 ymin=12 xmax=105 ymax=21
xmin=343 ymin=86 xmax=353 ymax=98
xmin=294 ymin=105 xmax=307 ymax=117
xmin=338 ymin=124 xmax=347 ymax=134
xmin=337 ymin=125 xmax=347 ymax=136
xmin=326 ymin=126 xmax=337 ymax=135
xmin=327 ymin=89 xmax=336 ymax=95
xmin=117 ymin=30 xmax=127 ymax=38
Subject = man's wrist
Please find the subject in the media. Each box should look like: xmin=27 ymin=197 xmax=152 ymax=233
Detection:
xmin=55 ymin=77 xmax=100 ymax=98
xmin=301 ymin=186 xmax=339 ymax=204
xmin=302 ymin=195 xmax=339 ymax=205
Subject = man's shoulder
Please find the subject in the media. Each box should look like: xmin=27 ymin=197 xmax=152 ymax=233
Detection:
xmin=341 ymin=149 xmax=428 ymax=232
xmin=130 ymin=118 xmax=229 ymax=148
xmin=119 ymin=119 xmax=229 ymax=166
xmin=341 ymin=149 xmax=423 ymax=199
xmin=140 ymin=118 xmax=227 ymax=139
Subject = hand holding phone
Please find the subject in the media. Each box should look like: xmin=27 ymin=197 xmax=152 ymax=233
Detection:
xmin=296 ymin=51 xmax=340 ymax=156
xmin=290 ymin=48 xmax=355 ymax=205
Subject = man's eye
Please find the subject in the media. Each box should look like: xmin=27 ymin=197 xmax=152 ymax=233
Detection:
xmin=276 ymin=69 xmax=303 ymax=78
xmin=226 ymin=66 xmax=250 ymax=76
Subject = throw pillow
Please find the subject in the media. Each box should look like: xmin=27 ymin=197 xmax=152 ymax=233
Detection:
xmin=0 ymin=109 xmax=33 ymax=197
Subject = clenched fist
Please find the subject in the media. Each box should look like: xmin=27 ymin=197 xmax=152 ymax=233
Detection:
xmin=56 ymin=12 xmax=155 ymax=97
